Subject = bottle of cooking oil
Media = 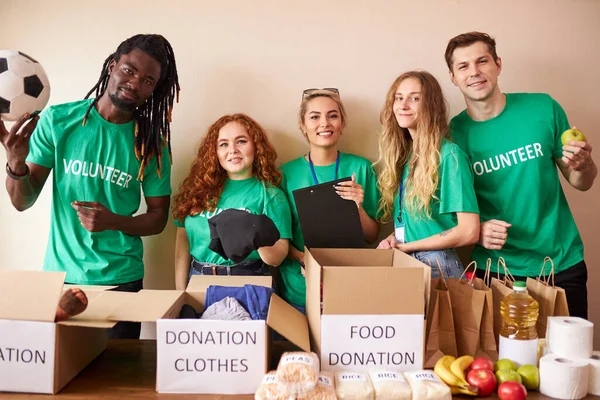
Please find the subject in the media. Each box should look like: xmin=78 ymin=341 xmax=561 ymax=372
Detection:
xmin=499 ymin=281 xmax=539 ymax=366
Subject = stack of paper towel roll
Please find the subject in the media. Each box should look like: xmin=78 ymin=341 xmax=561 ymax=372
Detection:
xmin=539 ymin=317 xmax=599 ymax=399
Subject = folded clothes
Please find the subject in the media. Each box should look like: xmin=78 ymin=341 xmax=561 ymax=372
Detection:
xmin=201 ymin=297 xmax=252 ymax=321
xmin=205 ymin=284 xmax=273 ymax=320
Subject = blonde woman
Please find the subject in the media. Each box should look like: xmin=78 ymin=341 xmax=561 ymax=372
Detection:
xmin=279 ymin=89 xmax=381 ymax=312
xmin=376 ymin=71 xmax=479 ymax=278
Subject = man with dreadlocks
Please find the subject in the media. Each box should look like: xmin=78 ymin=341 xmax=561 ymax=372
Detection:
xmin=0 ymin=34 xmax=180 ymax=338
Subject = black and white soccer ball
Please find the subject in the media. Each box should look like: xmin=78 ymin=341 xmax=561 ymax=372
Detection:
xmin=0 ymin=50 xmax=50 ymax=121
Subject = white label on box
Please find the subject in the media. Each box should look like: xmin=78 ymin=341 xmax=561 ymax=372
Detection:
xmin=321 ymin=314 xmax=424 ymax=373
xmin=337 ymin=372 xmax=368 ymax=382
xmin=156 ymin=319 xmax=267 ymax=394
xmin=371 ymin=371 xmax=406 ymax=382
xmin=0 ymin=320 xmax=56 ymax=394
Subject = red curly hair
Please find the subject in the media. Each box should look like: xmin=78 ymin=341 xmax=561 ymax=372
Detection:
xmin=172 ymin=114 xmax=282 ymax=221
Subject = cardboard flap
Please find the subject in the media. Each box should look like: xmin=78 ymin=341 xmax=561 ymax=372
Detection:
xmin=187 ymin=275 xmax=273 ymax=293
xmin=108 ymin=290 xmax=185 ymax=322
xmin=0 ymin=270 xmax=65 ymax=321
xmin=305 ymin=248 xmax=323 ymax=355
xmin=267 ymin=294 xmax=310 ymax=352
xmin=392 ymin=250 xmax=431 ymax=315
xmin=58 ymin=291 xmax=135 ymax=328
xmin=322 ymin=266 xmax=424 ymax=315
xmin=310 ymin=248 xmax=393 ymax=267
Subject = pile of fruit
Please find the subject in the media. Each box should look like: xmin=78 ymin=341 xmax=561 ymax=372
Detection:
xmin=434 ymin=355 xmax=539 ymax=399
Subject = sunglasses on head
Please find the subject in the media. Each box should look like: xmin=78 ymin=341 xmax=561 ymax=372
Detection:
xmin=302 ymin=88 xmax=340 ymax=99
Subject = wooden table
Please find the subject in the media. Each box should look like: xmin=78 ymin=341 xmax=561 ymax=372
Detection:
xmin=1 ymin=340 xmax=598 ymax=399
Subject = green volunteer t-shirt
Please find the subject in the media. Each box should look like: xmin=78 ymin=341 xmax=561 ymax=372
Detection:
xmin=450 ymin=93 xmax=584 ymax=276
xmin=27 ymin=99 xmax=172 ymax=285
xmin=394 ymin=140 xmax=479 ymax=242
xmin=175 ymin=177 xmax=292 ymax=266
xmin=279 ymin=152 xmax=381 ymax=307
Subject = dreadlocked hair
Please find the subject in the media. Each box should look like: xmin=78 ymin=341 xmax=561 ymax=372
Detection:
xmin=82 ymin=34 xmax=180 ymax=181
xmin=172 ymin=114 xmax=282 ymax=222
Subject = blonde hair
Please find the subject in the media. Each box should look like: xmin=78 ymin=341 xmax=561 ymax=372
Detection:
xmin=376 ymin=71 xmax=449 ymax=222
xmin=298 ymin=90 xmax=347 ymax=136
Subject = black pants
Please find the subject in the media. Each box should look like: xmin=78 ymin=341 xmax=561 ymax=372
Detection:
xmin=476 ymin=260 xmax=588 ymax=319
xmin=106 ymin=279 xmax=143 ymax=339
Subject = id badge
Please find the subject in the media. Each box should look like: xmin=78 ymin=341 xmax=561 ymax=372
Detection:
xmin=394 ymin=217 xmax=405 ymax=243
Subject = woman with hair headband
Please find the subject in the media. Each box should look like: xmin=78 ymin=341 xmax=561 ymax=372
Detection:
xmin=172 ymin=114 xmax=292 ymax=289
xmin=376 ymin=71 xmax=479 ymax=278
xmin=279 ymin=89 xmax=381 ymax=312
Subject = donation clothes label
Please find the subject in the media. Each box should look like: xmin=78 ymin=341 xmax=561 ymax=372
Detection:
xmin=0 ymin=320 xmax=56 ymax=394
xmin=321 ymin=314 xmax=424 ymax=372
xmin=156 ymin=319 xmax=267 ymax=394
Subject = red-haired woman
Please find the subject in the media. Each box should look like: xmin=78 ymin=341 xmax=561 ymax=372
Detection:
xmin=172 ymin=114 xmax=292 ymax=289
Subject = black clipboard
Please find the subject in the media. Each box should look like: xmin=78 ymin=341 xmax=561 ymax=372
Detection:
xmin=293 ymin=176 xmax=366 ymax=249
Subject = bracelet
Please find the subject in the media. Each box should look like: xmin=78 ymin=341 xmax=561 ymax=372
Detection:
xmin=5 ymin=163 xmax=30 ymax=180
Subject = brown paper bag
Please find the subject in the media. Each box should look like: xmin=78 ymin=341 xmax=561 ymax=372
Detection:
xmin=447 ymin=262 xmax=498 ymax=360
xmin=424 ymin=260 xmax=458 ymax=368
xmin=526 ymin=257 xmax=570 ymax=338
xmin=488 ymin=257 xmax=515 ymax=349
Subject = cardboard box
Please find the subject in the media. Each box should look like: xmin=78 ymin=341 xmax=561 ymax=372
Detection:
xmin=0 ymin=270 xmax=182 ymax=394
xmin=156 ymin=275 xmax=307 ymax=395
xmin=304 ymin=248 xmax=431 ymax=373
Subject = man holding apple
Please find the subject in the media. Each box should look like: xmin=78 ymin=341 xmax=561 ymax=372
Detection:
xmin=445 ymin=31 xmax=597 ymax=319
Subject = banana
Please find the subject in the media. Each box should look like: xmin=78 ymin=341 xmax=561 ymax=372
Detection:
xmin=450 ymin=355 xmax=474 ymax=382
xmin=450 ymin=385 xmax=479 ymax=396
xmin=434 ymin=355 xmax=466 ymax=387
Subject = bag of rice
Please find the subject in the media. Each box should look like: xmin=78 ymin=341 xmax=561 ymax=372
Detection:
xmin=368 ymin=370 xmax=411 ymax=400
xmin=275 ymin=352 xmax=319 ymax=396
xmin=404 ymin=370 xmax=451 ymax=400
xmin=298 ymin=372 xmax=337 ymax=400
xmin=255 ymin=371 xmax=285 ymax=400
xmin=335 ymin=372 xmax=374 ymax=400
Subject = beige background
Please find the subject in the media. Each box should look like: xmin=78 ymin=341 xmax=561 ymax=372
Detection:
xmin=1 ymin=0 xmax=598 ymax=345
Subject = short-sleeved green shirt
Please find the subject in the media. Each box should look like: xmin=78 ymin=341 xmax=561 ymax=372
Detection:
xmin=394 ymin=140 xmax=479 ymax=242
xmin=175 ymin=177 xmax=292 ymax=265
xmin=27 ymin=99 xmax=171 ymax=285
xmin=279 ymin=152 xmax=380 ymax=307
xmin=450 ymin=93 xmax=584 ymax=276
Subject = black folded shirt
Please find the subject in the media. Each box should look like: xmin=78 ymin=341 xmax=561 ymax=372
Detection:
xmin=208 ymin=209 xmax=280 ymax=263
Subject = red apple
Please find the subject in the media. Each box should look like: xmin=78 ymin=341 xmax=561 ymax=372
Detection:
xmin=497 ymin=381 xmax=527 ymax=400
xmin=467 ymin=368 xmax=497 ymax=397
xmin=471 ymin=357 xmax=495 ymax=371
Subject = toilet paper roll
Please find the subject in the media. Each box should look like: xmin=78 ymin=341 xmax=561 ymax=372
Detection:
xmin=546 ymin=316 xmax=593 ymax=359
xmin=539 ymin=354 xmax=589 ymax=400
xmin=588 ymin=351 xmax=600 ymax=396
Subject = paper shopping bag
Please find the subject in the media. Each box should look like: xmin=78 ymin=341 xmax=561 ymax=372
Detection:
xmin=447 ymin=261 xmax=498 ymax=360
xmin=526 ymin=257 xmax=570 ymax=338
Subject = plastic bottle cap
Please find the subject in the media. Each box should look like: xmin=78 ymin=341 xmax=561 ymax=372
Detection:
xmin=465 ymin=271 xmax=475 ymax=280
xmin=513 ymin=281 xmax=527 ymax=291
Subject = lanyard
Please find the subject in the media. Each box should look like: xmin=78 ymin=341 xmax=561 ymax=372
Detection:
xmin=397 ymin=180 xmax=405 ymax=224
xmin=308 ymin=151 xmax=340 ymax=185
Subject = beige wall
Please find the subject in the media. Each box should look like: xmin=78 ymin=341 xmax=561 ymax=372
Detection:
xmin=1 ymin=0 xmax=599 ymax=345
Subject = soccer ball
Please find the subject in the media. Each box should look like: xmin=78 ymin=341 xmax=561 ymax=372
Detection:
xmin=0 ymin=50 xmax=50 ymax=121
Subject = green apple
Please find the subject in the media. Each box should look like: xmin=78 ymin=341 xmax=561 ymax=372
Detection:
xmin=561 ymin=128 xmax=586 ymax=145
xmin=494 ymin=358 xmax=518 ymax=372
xmin=517 ymin=364 xmax=540 ymax=390
xmin=496 ymin=369 xmax=523 ymax=385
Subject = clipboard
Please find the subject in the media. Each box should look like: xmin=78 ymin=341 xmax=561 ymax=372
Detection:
xmin=292 ymin=176 xmax=366 ymax=249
